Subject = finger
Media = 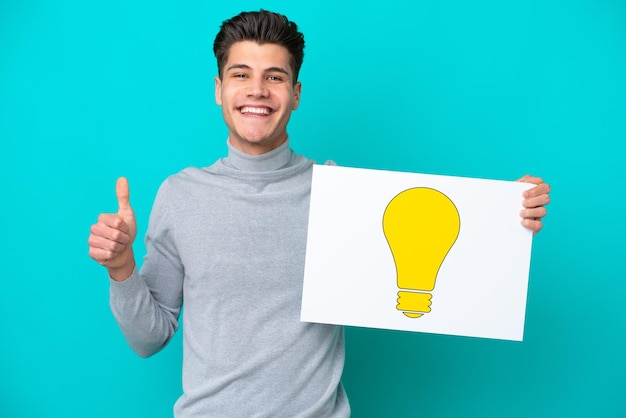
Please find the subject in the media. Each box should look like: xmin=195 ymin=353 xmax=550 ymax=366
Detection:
xmin=88 ymin=233 xmax=128 ymax=253
xmin=89 ymin=223 xmax=131 ymax=246
xmin=88 ymin=246 xmax=120 ymax=265
xmin=517 ymin=174 xmax=543 ymax=185
xmin=96 ymin=213 xmax=130 ymax=234
xmin=520 ymin=207 xmax=547 ymax=220
xmin=523 ymin=182 xmax=551 ymax=199
xmin=521 ymin=218 xmax=543 ymax=234
xmin=523 ymin=193 xmax=550 ymax=209
xmin=116 ymin=177 xmax=131 ymax=212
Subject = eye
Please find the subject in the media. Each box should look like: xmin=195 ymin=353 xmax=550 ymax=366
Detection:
xmin=232 ymin=73 xmax=248 ymax=79
xmin=267 ymin=75 xmax=284 ymax=82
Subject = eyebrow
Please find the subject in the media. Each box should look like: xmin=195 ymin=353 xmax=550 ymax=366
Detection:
xmin=226 ymin=63 xmax=290 ymax=76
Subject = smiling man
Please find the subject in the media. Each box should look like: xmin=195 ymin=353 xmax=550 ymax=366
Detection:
xmin=215 ymin=40 xmax=301 ymax=155
xmin=87 ymin=10 xmax=551 ymax=417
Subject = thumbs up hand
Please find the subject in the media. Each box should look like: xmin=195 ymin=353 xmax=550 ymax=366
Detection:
xmin=88 ymin=177 xmax=137 ymax=282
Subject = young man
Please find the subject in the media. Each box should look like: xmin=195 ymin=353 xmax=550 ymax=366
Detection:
xmin=88 ymin=10 xmax=550 ymax=417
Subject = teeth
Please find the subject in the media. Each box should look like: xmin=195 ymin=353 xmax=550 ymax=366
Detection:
xmin=240 ymin=106 xmax=270 ymax=115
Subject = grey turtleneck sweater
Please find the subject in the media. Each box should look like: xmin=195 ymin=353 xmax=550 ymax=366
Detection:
xmin=109 ymin=140 xmax=350 ymax=417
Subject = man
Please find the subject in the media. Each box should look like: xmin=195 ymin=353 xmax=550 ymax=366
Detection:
xmin=88 ymin=10 xmax=550 ymax=417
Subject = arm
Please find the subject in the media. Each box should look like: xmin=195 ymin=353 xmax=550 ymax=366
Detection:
xmin=88 ymin=178 xmax=183 ymax=357
xmin=517 ymin=175 xmax=551 ymax=234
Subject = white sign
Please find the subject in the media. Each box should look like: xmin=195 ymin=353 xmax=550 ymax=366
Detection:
xmin=301 ymin=165 xmax=534 ymax=341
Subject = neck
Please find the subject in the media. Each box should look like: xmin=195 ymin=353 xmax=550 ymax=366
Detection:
xmin=225 ymin=138 xmax=293 ymax=172
xmin=228 ymin=134 xmax=288 ymax=156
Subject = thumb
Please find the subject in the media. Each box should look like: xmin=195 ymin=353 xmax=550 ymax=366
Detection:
xmin=116 ymin=177 xmax=132 ymax=213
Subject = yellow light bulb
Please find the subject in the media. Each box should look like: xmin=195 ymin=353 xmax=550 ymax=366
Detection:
xmin=383 ymin=187 xmax=460 ymax=318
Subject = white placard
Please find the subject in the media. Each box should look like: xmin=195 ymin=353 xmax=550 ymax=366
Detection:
xmin=301 ymin=165 xmax=534 ymax=341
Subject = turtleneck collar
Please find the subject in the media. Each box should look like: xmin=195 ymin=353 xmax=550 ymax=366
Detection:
xmin=223 ymin=138 xmax=293 ymax=172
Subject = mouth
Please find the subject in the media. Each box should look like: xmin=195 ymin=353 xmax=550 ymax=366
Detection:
xmin=238 ymin=106 xmax=273 ymax=116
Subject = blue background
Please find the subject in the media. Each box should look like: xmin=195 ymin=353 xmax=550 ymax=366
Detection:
xmin=1 ymin=0 xmax=624 ymax=416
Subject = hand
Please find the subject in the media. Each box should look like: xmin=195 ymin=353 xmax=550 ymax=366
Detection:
xmin=517 ymin=175 xmax=551 ymax=234
xmin=88 ymin=177 xmax=137 ymax=281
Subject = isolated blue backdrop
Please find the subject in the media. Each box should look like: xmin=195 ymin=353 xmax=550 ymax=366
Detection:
xmin=1 ymin=0 xmax=624 ymax=417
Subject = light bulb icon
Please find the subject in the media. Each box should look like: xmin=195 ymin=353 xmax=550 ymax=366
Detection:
xmin=383 ymin=187 xmax=460 ymax=318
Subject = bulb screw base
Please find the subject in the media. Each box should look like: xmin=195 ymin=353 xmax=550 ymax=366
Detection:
xmin=397 ymin=290 xmax=432 ymax=318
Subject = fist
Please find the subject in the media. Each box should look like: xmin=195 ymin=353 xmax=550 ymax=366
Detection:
xmin=88 ymin=177 xmax=137 ymax=281
xmin=517 ymin=175 xmax=551 ymax=234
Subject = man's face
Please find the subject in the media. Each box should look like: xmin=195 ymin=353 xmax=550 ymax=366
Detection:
xmin=215 ymin=41 xmax=301 ymax=155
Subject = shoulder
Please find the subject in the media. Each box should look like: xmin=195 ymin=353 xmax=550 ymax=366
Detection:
xmin=153 ymin=166 xmax=208 ymax=200
xmin=167 ymin=166 xmax=206 ymax=184
xmin=167 ymin=163 xmax=224 ymax=186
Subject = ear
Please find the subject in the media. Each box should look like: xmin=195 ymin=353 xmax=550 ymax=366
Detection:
xmin=214 ymin=76 xmax=223 ymax=106
xmin=292 ymin=81 xmax=302 ymax=110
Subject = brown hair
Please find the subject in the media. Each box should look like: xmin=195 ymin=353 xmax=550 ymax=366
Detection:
xmin=213 ymin=10 xmax=305 ymax=83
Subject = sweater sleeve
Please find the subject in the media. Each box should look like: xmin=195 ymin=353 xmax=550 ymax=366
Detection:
xmin=109 ymin=180 xmax=184 ymax=358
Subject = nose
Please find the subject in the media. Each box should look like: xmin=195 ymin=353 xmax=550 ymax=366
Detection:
xmin=247 ymin=76 xmax=269 ymax=98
